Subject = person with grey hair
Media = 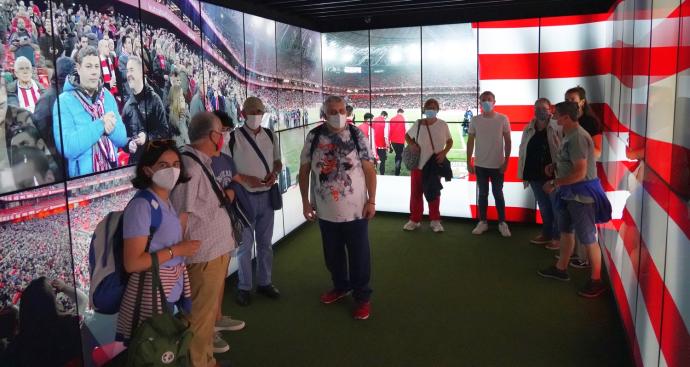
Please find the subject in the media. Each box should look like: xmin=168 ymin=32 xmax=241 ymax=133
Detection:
xmin=7 ymin=56 xmax=44 ymax=113
xmin=299 ymin=95 xmax=377 ymax=320
xmin=170 ymin=111 xmax=240 ymax=366
xmin=538 ymin=101 xmax=611 ymax=298
xmin=228 ymin=96 xmax=283 ymax=307
xmin=122 ymin=55 xmax=171 ymax=164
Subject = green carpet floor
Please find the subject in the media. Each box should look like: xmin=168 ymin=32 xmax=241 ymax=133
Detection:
xmin=216 ymin=213 xmax=632 ymax=367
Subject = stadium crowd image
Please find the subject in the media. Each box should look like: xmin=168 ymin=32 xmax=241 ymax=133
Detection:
xmin=0 ymin=0 xmax=688 ymax=366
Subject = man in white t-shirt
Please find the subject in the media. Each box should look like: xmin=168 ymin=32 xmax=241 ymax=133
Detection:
xmin=230 ymin=97 xmax=283 ymax=307
xmin=467 ymin=91 xmax=512 ymax=237
xmin=298 ymin=95 xmax=377 ymax=320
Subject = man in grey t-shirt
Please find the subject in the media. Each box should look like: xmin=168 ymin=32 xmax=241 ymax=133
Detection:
xmin=538 ymin=101 xmax=606 ymax=298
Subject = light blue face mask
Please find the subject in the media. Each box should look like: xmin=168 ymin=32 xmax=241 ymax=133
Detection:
xmin=481 ymin=101 xmax=494 ymax=113
xmin=424 ymin=110 xmax=438 ymax=119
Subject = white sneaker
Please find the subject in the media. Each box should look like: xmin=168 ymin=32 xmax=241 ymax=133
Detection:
xmin=472 ymin=221 xmax=489 ymax=235
xmin=215 ymin=315 xmax=246 ymax=332
xmin=403 ymin=220 xmax=421 ymax=231
xmin=213 ymin=331 xmax=230 ymax=354
xmin=430 ymin=220 xmax=444 ymax=233
xmin=498 ymin=222 xmax=512 ymax=237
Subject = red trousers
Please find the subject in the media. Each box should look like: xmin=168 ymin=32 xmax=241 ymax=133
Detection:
xmin=409 ymin=169 xmax=441 ymax=222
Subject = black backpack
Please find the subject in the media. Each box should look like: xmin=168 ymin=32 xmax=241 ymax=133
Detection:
xmin=308 ymin=123 xmax=362 ymax=159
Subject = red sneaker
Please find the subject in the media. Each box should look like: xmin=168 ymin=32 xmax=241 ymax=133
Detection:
xmin=320 ymin=289 xmax=351 ymax=304
xmin=353 ymin=302 xmax=370 ymax=320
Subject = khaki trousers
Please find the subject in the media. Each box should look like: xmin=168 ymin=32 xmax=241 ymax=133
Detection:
xmin=187 ymin=254 xmax=229 ymax=367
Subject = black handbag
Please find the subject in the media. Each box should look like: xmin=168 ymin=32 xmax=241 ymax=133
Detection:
xmin=238 ymin=127 xmax=283 ymax=210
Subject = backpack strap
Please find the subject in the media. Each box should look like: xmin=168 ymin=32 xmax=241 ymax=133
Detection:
xmin=133 ymin=190 xmax=163 ymax=253
xmin=229 ymin=130 xmax=236 ymax=156
xmin=309 ymin=124 xmax=363 ymax=160
xmin=347 ymin=124 xmax=362 ymax=159
xmin=308 ymin=124 xmax=326 ymax=159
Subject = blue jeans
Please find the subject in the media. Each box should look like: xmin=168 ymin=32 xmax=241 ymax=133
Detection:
xmin=318 ymin=218 xmax=372 ymax=303
xmin=529 ymin=181 xmax=559 ymax=240
xmin=475 ymin=166 xmax=506 ymax=222
xmin=237 ymin=191 xmax=275 ymax=291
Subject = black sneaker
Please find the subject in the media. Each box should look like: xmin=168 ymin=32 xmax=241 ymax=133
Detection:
xmin=578 ymin=279 xmax=607 ymax=298
xmin=256 ymin=284 xmax=281 ymax=299
xmin=236 ymin=289 xmax=252 ymax=306
xmin=537 ymin=265 xmax=570 ymax=281
xmin=569 ymin=259 xmax=591 ymax=269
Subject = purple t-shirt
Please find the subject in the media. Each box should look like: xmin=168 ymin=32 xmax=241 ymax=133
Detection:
xmin=123 ymin=189 xmax=184 ymax=302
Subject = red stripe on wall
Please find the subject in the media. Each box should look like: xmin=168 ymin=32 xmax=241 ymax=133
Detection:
xmin=478 ymin=53 xmax=539 ymax=80
xmin=493 ymin=105 xmax=535 ymax=124
xmin=603 ymin=247 xmax=644 ymax=367
xmin=539 ymin=13 xmax=613 ymax=27
xmin=539 ymin=49 xmax=613 ymax=79
xmin=641 ymin=163 xmax=690 ymax=240
xmin=479 ymin=46 xmax=690 ymax=81
xmin=467 ymin=157 xmax=523 ymax=183
xmin=469 ymin=205 xmax=536 ymax=222
xmin=473 ymin=18 xmax=540 ymax=28
xmin=620 ymin=208 xmax=690 ymax=367
xmin=473 ymin=14 xmax=611 ymax=28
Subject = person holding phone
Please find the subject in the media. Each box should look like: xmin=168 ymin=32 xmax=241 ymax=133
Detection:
xmin=229 ymin=97 xmax=283 ymax=307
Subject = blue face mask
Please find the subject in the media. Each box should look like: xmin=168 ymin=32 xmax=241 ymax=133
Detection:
xmin=424 ymin=110 xmax=438 ymax=119
xmin=481 ymin=101 xmax=494 ymax=113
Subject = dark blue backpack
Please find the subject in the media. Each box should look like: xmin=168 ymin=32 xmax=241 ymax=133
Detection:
xmin=88 ymin=190 xmax=162 ymax=314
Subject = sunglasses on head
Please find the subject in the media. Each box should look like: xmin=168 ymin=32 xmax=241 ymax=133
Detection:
xmin=145 ymin=139 xmax=177 ymax=152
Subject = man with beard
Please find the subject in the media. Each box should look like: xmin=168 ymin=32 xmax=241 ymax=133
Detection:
xmin=122 ymin=55 xmax=171 ymax=164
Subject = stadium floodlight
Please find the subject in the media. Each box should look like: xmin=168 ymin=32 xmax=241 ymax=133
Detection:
xmin=342 ymin=47 xmax=354 ymax=63
xmin=405 ymin=44 xmax=420 ymax=63
xmin=389 ymin=46 xmax=402 ymax=64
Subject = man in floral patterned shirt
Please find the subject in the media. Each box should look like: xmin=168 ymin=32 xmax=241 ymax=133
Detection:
xmin=299 ymin=95 xmax=377 ymax=320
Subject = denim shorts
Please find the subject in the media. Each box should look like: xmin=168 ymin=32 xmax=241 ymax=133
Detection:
xmin=558 ymin=200 xmax=597 ymax=245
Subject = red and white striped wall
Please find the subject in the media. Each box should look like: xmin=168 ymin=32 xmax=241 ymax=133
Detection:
xmin=469 ymin=1 xmax=690 ymax=365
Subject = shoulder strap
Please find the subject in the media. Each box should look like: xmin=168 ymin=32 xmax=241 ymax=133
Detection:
xmin=425 ymin=123 xmax=435 ymax=152
xmin=309 ymin=124 xmax=326 ymax=158
xmin=132 ymin=190 xmax=162 ymax=253
xmin=416 ymin=120 xmax=422 ymax=140
xmin=150 ymin=253 xmax=168 ymax=315
xmin=229 ymin=131 xmax=236 ymax=156
xmin=238 ymin=127 xmax=271 ymax=175
xmin=347 ymin=124 xmax=362 ymax=158
xmin=263 ymin=127 xmax=274 ymax=144
xmin=182 ymin=151 xmax=226 ymax=206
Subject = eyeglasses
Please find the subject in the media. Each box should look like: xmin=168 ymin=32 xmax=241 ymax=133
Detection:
xmin=145 ymin=139 xmax=177 ymax=152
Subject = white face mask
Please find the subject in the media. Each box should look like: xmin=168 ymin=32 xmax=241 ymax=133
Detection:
xmin=326 ymin=114 xmax=347 ymax=129
xmin=151 ymin=167 xmax=180 ymax=191
xmin=245 ymin=115 xmax=263 ymax=129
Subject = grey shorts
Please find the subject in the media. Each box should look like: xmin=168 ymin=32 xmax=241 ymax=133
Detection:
xmin=558 ymin=200 xmax=597 ymax=245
